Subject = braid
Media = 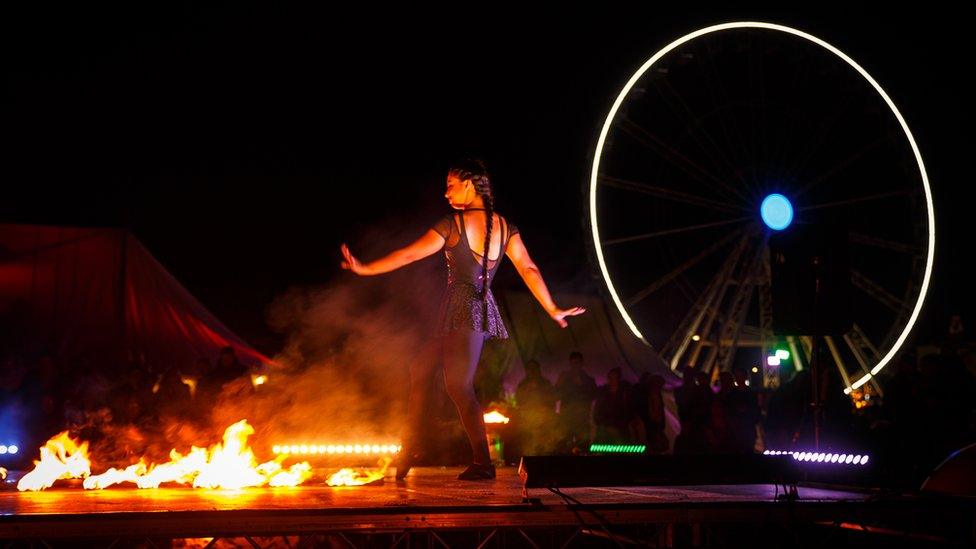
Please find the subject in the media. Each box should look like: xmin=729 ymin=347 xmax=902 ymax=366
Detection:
xmin=448 ymin=158 xmax=495 ymax=331
xmin=478 ymin=181 xmax=494 ymax=298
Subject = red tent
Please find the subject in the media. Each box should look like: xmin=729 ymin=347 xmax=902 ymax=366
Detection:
xmin=0 ymin=223 xmax=271 ymax=373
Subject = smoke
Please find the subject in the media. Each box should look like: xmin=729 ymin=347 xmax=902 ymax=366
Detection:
xmin=37 ymin=211 xmax=461 ymax=470
xmin=206 ymin=212 xmax=453 ymax=450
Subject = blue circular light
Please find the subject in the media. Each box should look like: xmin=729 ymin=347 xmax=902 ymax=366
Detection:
xmin=761 ymin=194 xmax=794 ymax=231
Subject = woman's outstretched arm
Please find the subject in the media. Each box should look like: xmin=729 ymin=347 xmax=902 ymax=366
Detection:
xmin=505 ymin=233 xmax=585 ymax=327
xmin=341 ymin=230 xmax=445 ymax=276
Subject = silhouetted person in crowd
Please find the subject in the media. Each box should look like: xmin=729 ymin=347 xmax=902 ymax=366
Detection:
xmin=555 ymin=351 xmax=597 ymax=451
xmin=593 ymin=367 xmax=637 ymax=443
xmin=515 ymin=359 xmax=557 ymax=454
xmin=947 ymin=313 xmax=965 ymax=346
xmin=632 ymin=372 xmax=652 ymax=442
xmin=674 ymin=367 xmax=712 ymax=454
xmin=108 ymin=366 xmax=153 ymax=425
xmin=725 ymin=369 xmax=760 ymax=453
xmin=198 ymin=347 xmax=249 ymax=401
xmin=644 ymin=375 xmax=669 ymax=453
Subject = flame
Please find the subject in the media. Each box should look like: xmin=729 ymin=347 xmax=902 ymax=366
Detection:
xmin=84 ymin=461 xmax=147 ymax=490
xmin=251 ymin=374 xmax=268 ymax=388
xmin=326 ymin=457 xmax=391 ymax=486
xmin=17 ymin=431 xmax=91 ymax=491
xmin=0 ymin=467 xmax=6 ymax=480
xmin=180 ymin=375 xmax=198 ymax=398
xmin=483 ymin=410 xmax=510 ymax=424
xmin=19 ymin=420 xmax=312 ymax=490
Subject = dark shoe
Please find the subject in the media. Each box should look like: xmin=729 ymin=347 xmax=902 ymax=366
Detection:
xmin=394 ymin=450 xmax=418 ymax=480
xmin=457 ymin=463 xmax=496 ymax=480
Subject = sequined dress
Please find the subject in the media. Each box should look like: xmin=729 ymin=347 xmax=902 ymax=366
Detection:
xmin=431 ymin=209 xmax=517 ymax=340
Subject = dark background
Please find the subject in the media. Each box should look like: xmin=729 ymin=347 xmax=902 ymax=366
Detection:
xmin=3 ymin=2 xmax=972 ymax=354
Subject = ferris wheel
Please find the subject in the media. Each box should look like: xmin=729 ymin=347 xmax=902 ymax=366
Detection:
xmin=588 ymin=22 xmax=934 ymax=398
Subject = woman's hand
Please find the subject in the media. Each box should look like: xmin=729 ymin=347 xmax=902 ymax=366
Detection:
xmin=340 ymin=243 xmax=367 ymax=275
xmin=548 ymin=306 xmax=586 ymax=328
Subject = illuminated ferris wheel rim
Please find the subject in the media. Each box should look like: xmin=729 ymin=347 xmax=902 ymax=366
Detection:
xmin=588 ymin=21 xmax=935 ymax=394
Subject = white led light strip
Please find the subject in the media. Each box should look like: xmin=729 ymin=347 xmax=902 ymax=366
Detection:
xmin=272 ymin=444 xmax=401 ymax=456
xmin=764 ymin=449 xmax=870 ymax=465
xmin=589 ymin=22 xmax=935 ymax=392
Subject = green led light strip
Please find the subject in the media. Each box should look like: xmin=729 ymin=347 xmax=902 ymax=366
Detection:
xmin=588 ymin=444 xmax=646 ymax=453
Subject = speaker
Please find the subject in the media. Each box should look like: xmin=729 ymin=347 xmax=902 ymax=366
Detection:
xmin=517 ymin=454 xmax=798 ymax=488
xmin=769 ymin=223 xmax=852 ymax=336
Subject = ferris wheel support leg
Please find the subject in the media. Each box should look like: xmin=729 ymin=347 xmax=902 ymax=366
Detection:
xmin=786 ymin=336 xmax=805 ymax=372
xmin=823 ymin=336 xmax=853 ymax=390
xmin=707 ymin=231 xmax=769 ymax=374
xmin=842 ymin=330 xmax=884 ymax=398
xmin=683 ymin=234 xmax=751 ymax=370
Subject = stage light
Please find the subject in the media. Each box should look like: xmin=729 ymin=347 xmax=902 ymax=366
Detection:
xmin=7 ymin=446 xmax=15 ymax=454
xmin=589 ymin=444 xmax=646 ymax=454
xmin=761 ymin=194 xmax=794 ymax=231
xmin=769 ymin=449 xmax=869 ymax=466
xmin=484 ymin=410 xmax=511 ymax=424
xmin=0 ymin=446 xmax=6 ymax=455
xmin=767 ymin=356 xmax=781 ymax=366
xmin=775 ymin=349 xmax=790 ymax=360
xmin=273 ymin=442 xmax=400 ymax=456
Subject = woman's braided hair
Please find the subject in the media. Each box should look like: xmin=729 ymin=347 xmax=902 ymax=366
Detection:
xmin=448 ymin=158 xmax=495 ymax=331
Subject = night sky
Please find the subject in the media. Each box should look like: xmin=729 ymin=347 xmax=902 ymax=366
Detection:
xmin=3 ymin=3 xmax=973 ymax=353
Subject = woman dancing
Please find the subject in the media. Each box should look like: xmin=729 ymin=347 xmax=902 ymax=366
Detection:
xmin=340 ymin=158 xmax=585 ymax=480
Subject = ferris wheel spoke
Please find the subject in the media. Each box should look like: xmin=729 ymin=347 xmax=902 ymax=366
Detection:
xmin=699 ymin=38 xmax=763 ymax=200
xmin=652 ymin=78 xmax=757 ymax=202
xmin=617 ymin=117 xmax=753 ymax=207
xmin=624 ymin=227 xmax=747 ymax=307
xmin=603 ymin=216 xmax=752 ymax=247
xmin=598 ymin=175 xmax=752 ymax=214
xmin=851 ymin=269 xmax=908 ymax=313
xmin=767 ymin=52 xmax=816 ymax=182
xmin=797 ymin=188 xmax=915 ymax=213
xmin=785 ymin=92 xmax=859 ymax=180
xmin=849 ymin=231 xmax=924 ymax=256
xmin=794 ymin=136 xmax=886 ymax=198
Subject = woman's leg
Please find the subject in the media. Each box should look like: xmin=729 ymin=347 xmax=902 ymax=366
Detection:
xmin=403 ymin=336 xmax=442 ymax=453
xmin=441 ymin=329 xmax=491 ymax=465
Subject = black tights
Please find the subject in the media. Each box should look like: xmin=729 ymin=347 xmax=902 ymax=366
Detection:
xmin=404 ymin=329 xmax=490 ymax=465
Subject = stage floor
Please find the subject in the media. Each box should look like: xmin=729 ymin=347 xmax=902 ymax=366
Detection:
xmin=1 ymin=465 xmax=871 ymax=514
xmin=0 ymin=467 xmax=967 ymax=543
